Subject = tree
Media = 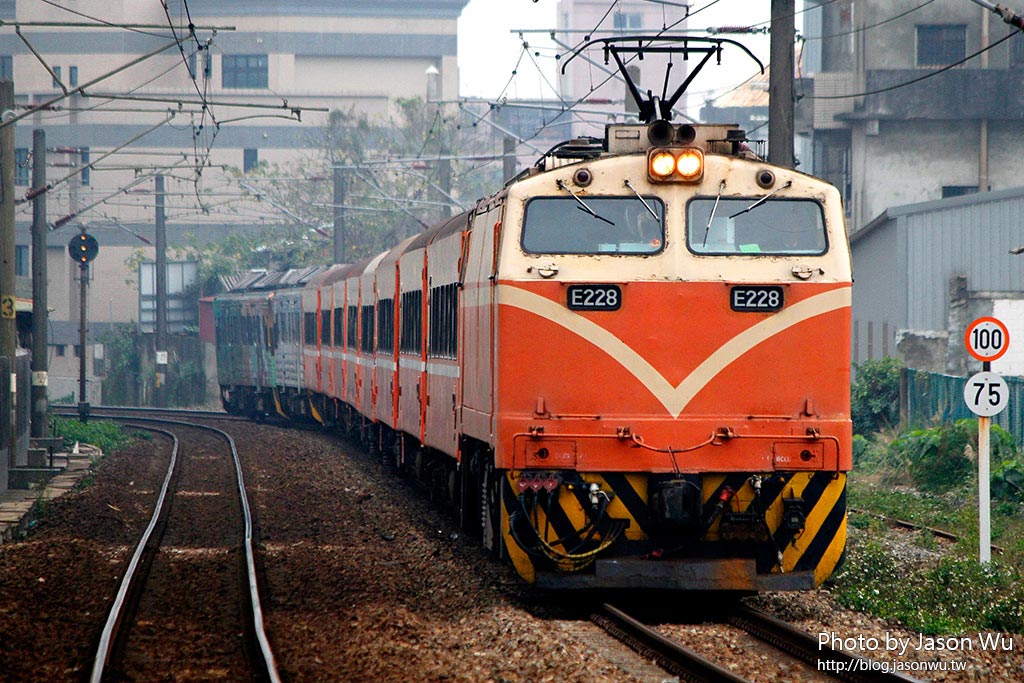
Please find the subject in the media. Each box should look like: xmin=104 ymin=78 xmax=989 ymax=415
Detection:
xmin=193 ymin=98 xmax=505 ymax=278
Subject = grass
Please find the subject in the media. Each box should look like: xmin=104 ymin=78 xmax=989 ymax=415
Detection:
xmin=828 ymin=476 xmax=1024 ymax=634
xmin=51 ymin=416 xmax=136 ymax=455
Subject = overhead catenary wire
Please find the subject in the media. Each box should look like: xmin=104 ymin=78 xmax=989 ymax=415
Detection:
xmin=805 ymin=27 xmax=1022 ymax=100
xmin=799 ymin=0 xmax=938 ymax=41
xmin=20 ymin=115 xmax=177 ymax=203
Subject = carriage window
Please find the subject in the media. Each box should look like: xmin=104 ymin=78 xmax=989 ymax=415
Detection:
xmin=400 ymin=290 xmax=423 ymax=354
xmin=428 ymin=283 xmax=458 ymax=359
xmin=346 ymin=306 xmax=358 ymax=348
xmin=522 ymin=196 xmax=665 ymax=255
xmin=360 ymin=305 xmax=375 ymax=353
xmin=686 ymin=197 xmax=827 ymax=255
xmin=321 ymin=309 xmax=331 ymax=345
xmin=377 ymin=298 xmax=394 ymax=353
xmin=304 ymin=311 xmax=316 ymax=345
xmin=333 ymin=307 xmax=343 ymax=345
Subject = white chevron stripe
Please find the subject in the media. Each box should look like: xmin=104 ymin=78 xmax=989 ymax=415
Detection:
xmin=497 ymin=285 xmax=851 ymax=418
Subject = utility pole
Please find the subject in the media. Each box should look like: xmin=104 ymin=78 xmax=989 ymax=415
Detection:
xmin=30 ymin=129 xmax=47 ymax=438
xmin=0 ymin=80 xmax=16 ymax=460
xmin=768 ymin=0 xmax=795 ymax=168
xmin=333 ymin=165 xmax=346 ymax=264
xmin=503 ymin=135 xmax=517 ymax=183
xmin=154 ymin=174 xmax=167 ymax=407
xmin=438 ymin=145 xmax=452 ymax=221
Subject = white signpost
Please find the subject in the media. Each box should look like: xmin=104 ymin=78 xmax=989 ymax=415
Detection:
xmin=963 ymin=317 xmax=1011 ymax=564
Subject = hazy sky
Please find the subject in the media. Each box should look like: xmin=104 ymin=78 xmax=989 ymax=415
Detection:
xmin=457 ymin=0 xmax=776 ymax=115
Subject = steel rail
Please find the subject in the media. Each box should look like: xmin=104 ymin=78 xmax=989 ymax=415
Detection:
xmin=52 ymin=404 xmax=245 ymax=420
xmin=848 ymin=508 xmax=1004 ymax=555
xmin=592 ymin=603 xmax=750 ymax=683
xmin=82 ymin=414 xmax=280 ymax=683
xmin=89 ymin=425 xmax=179 ymax=683
xmin=729 ymin=606 xmax=923 ymax=683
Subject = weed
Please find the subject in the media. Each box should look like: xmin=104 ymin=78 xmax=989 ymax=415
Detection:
xmin=830 ymin=535 xmax=1024 ymax=633
xmin=52 ymin=416 xmax=134 ymax=455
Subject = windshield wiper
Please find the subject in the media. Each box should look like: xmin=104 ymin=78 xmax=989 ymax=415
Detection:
xmin=702 ymin=180 xmax=726 ymax=247
xmin=623 ymin=179 xmax=658 ymax=220
xmin=728 ymin=180 xmax=793 ymax=219
xmin=557 ymin=179 xmax=615 ymax=226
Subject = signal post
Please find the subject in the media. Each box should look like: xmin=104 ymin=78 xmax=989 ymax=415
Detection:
xmin=69 ymin=229 xmax=98 ymax=422
xmin=963 ymin=316 xmax=1010 ymax=564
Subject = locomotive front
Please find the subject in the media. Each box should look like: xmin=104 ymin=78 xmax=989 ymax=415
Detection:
xmin=490 ymin=123 xmax=852 ymax=590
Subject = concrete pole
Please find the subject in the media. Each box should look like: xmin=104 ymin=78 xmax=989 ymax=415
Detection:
xmin=333 ymin=165 xmax=346 ymax=264
xmin=503 ymin=135 xmax=517 ymax=183
xmin=154 ymin=174 xmax=167 ymax=407
xmin=30 ymin=129 xmax=48 ymax=438
xmin=979 ymin=7 xmax=990 ymax=193
xmin=438 ymin=148 xmax=452 ymax=221
xmin=0 ymin=81 xmax=16 ymax=455
xmin=768 ymin=0 xmax=795 ymax=168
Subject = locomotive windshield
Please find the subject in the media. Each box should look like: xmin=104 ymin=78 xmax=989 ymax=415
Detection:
xmin=522 ymin=196 xmax=665 ymax=255
xmin=686 ymin=197 xmax=827 ymax=255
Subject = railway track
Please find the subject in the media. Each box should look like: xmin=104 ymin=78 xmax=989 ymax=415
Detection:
xmin=849 ymin=508 xmax=1004 ymax=555
xmin=71 ymin=412 xmax=279 ymax=682
xmin=592 ymin=603 xmax=923 ymax=683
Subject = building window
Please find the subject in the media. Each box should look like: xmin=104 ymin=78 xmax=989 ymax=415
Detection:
xmin=52 ymin=65 xmax=62 ymax=88
xmin=54 ymin=345 xmax=65 ymax=357
xmin=0 ymin=55 xmax=11 ymax=80
xmin=614 ymin=12 xmax=642 ymax=29
xmin=917 ymin=25 xmax=966 ymax=66
xmin=243 ymin=148 xmax=259 ymax=173
xmin=139 ymin=261 xmax=199 ymax=334
xmin=14 ymin=148 xmax=28 ymax=186
xmin=68 ymin=65 xmax=78 ymax=87
xmin=942 ymin=185 xmax=978 ymax=198
xmin=222 ymin=55 xmax=268 ymax=88
xmin=15 ymin=245 xmax=28 ymax=276
xmin=80 ymin=147 xmax=90 ymax=186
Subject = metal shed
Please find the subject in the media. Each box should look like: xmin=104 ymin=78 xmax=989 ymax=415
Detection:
xmin=851 ymin=186 xmax=1024 ymax=375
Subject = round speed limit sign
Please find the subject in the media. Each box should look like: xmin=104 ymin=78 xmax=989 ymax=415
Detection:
xmin=964 ymin=371 xmax=1009 ymax=417
xmin=965 ymin=317 xmax=1010 ymax=362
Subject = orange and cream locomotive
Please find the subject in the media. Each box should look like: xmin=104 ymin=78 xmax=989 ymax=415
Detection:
xmin=214 ymin=39 xmax=851 ymax=591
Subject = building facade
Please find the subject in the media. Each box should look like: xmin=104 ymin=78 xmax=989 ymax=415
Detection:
xmin=2 ymin=0 xmax=468 ymax=404
xmin=850 ymin=188 xmax=1024 ymax=376
xmin=555 ymin=0 xmax=689 ymax=136
xmin=803 ymin=0 xmax=1024 ymax=233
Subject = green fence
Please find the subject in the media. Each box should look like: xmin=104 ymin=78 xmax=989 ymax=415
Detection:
xmin=904 ymin=368 xmax=1024 ymax=444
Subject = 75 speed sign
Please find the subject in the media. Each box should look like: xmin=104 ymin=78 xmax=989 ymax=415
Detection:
xmin=964 ymin=371 xmax=1009 ymax=417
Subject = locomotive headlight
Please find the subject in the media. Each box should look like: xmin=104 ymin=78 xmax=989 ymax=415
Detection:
xmin=647 ymin=147 xmax=704 ymax=182
xmin=675 ymin=149 xmax=704 ymax=181
xmin=649 ymin=150 xmax=677 ymax=179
